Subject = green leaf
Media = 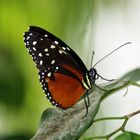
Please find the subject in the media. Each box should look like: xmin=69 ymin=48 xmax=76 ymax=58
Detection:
xmin=115 ymin=131 xmax=140 ymax=140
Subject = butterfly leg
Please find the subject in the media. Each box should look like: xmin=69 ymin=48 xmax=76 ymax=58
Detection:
xmin=96 ymin=73 xmax=115 ymax=82
xmin=82 ymin=93 xmax=90 ymax=119
xmin=94 ymin=84 xmax=108 ymax=92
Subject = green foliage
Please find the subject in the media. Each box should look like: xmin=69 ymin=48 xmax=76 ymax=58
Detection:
xmin=115 ymin=131 xmax=140 ymax=140
xmin=0 ymin=46 xmax=25 ymax=107
xmin=0 ymin=134 xmax=31 ymax=140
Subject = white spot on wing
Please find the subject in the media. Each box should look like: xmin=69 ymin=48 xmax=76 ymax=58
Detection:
xmin=51 ymin=101 xmax=55 ymax=105
xmin=67 ymin=47 xmax=70 ymax=51
xmin=33 ymin=47 xmax=36 ymax=51
xmin=59 ymin=49 xmax=67 ymax=55
xmin=34 ymin=56 xmax=36 ymax=59
xmin=40 ymin=60 xmax=43 ymax=65
xmin=38 ymin=53 xmax=42 ymax=57
xmin=55 ymin=66 xmax=59 ymax=70
xmin=62 ymin=47 xmax=66 ymax=50
xmin=47 ymin=72 xmax=51 ymax=77
xmin=46 ymin=53 xmax=49 ymax=56
xmin=44 ymin=34 xmax=48 ymax=37
xmin=51 ymin=60 xmax=55 ymax=64
xmin=29 ymin=33 xmax=33 ymax=36
xmin=44 ymin=48 xmax=48 ymax=52
xmin=59 ymin=50 xmax=63 ymax=54
xmin=48 ymin=96 xmax=52 ymax=100
xmin=33 ymin=41 xmax=37 ymax=45
xmin=50 ymin=45 xmax=56 ymax=49
xmin=27 ymin=36 xmax=30 ymax=40
xmin=54 ymin=41 xmax=59 ymax=44
xmin=26 ymin=41 xmax=29 ymax=45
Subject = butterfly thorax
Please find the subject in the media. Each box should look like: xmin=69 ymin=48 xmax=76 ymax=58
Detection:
xmin=81 ymin=68 xmax=97 ymax=91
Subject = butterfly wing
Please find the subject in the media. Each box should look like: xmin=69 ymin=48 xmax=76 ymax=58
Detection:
xmin=23 ymin=26 xmax=91 ymax=108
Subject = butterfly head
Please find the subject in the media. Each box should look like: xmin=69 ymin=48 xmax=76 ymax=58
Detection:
xmin=88 ymin=68 xmax=97 ymax=84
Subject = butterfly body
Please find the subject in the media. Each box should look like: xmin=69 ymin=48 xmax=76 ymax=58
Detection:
xmin=23 ymin=26 xmax=97 ymax=109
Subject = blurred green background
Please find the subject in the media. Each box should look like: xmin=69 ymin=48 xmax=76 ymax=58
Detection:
xmin=0 ymin=0 xmax=95 ymax=139
xmin=1 ymin=0 xmax=140 ymax=140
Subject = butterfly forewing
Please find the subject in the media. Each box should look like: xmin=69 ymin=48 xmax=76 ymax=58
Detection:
xmin=23 ymin=26 xmax=89 ymax=108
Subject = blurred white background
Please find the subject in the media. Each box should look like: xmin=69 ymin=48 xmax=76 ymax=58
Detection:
xmin=87 ymin=0 xmax=140 ymax=137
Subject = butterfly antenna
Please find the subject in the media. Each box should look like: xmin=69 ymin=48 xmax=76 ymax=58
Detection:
xmin=93 ymin=42 xmax=132 ymax=68
xmin=90 ymin=51 xmax=95 ymax=67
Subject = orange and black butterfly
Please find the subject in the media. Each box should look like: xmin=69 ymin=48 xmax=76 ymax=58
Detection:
xmin=23 ymin=26 xmax=98 ymax=114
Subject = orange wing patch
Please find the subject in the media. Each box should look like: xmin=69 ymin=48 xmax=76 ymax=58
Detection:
xmin=47 ymin=73 xmax=85 ymax=108
xmin=46 ymin=65 xmax=86 ymax=108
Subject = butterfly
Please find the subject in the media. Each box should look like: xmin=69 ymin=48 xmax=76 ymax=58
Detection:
xmin=23 ymin=26 xmax=97 ymax=115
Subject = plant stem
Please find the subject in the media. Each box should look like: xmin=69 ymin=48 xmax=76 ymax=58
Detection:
xmin=85 ymin=109 xmax=140 ymax=140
